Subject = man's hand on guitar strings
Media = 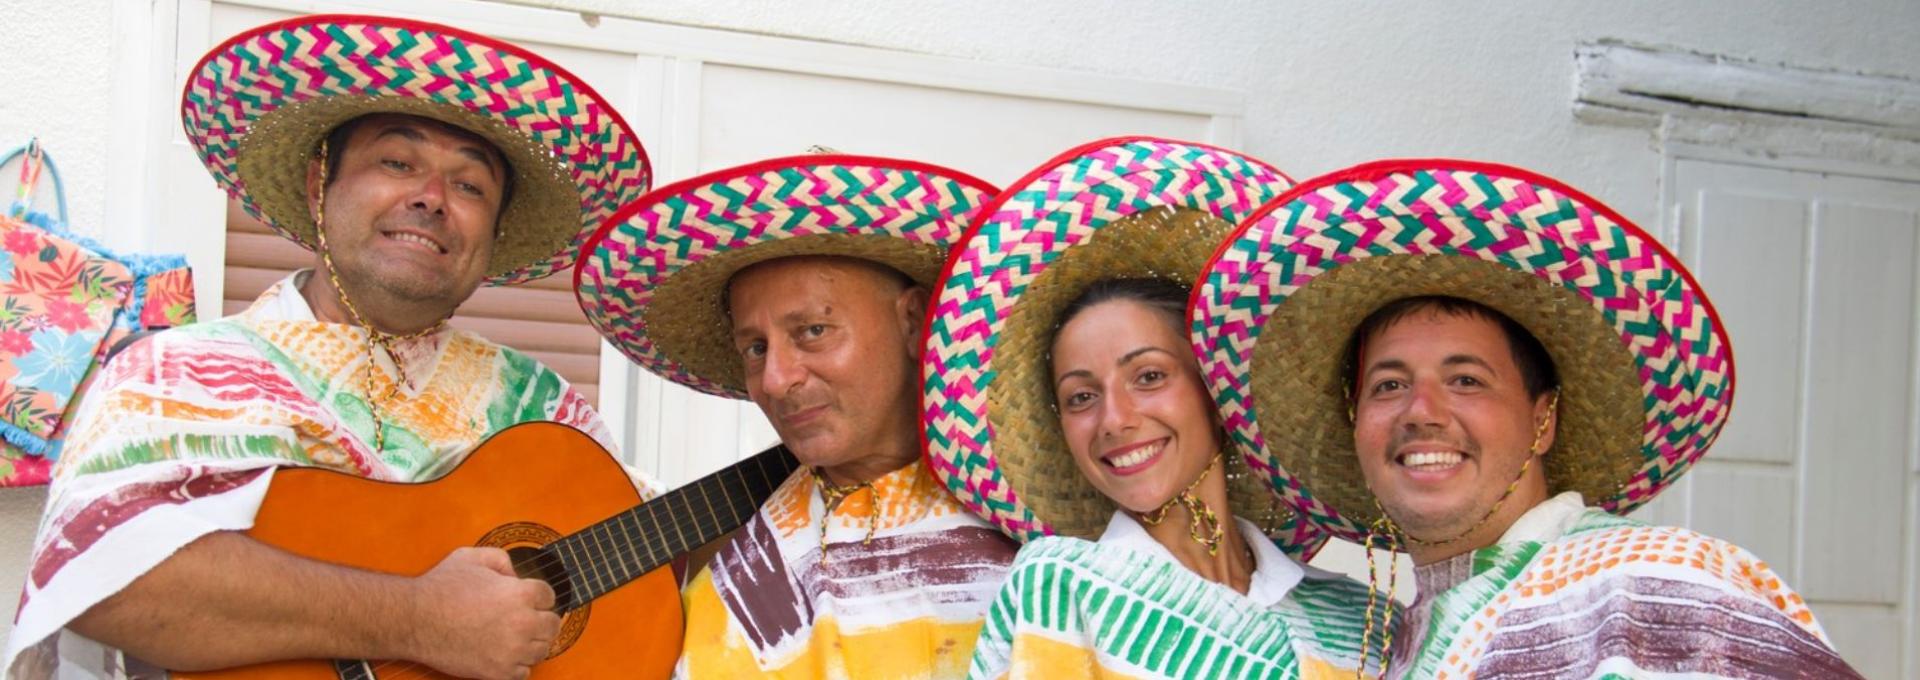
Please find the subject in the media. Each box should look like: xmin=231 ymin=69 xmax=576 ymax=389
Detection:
xmin=404 ymin=547 xmax=561 ymax=680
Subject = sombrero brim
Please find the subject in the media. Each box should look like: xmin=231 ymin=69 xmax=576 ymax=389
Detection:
xmin=1190 ymin=159 xmax=1736 ymax=544
xmin=922 ymin=136 xmax=1325 ymax=556
xmin=182 ymin=14 xmax=651 ymax=286
xmin=574 ymin=154 xmax=997 ymax=398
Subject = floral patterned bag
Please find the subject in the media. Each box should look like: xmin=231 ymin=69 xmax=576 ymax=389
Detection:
xmin=0 ymin=141 xmax=195 ymax=486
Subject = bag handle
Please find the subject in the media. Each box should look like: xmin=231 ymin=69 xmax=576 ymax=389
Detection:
xmin=1 ymin=138 xmax=69 ymax=223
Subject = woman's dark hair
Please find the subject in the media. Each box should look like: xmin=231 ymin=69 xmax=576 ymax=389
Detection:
xmin=1051 ymin=277 xmax=1192 ymax=361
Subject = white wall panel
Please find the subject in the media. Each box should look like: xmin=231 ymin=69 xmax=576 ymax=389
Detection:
xmin=1911 ymin=475 xmax=1920 ymax=679
xmin=1672 ymin=158 xmax=1920 ymax=673
xmin=1629 ymin=474 xmax=1689 ymax=527
xmin=1799 ymin=202 xmax=1916 ymax=607
xmin=1815 ymin=602 xmax=1903 ymax=680
xmin=696 ymin=64 xmax=1216 ymax=182
xmin=1691 ymin=190 xmax=1806 ymax=465
xmin=1689 ymin=465 xmax=1797 ymax=581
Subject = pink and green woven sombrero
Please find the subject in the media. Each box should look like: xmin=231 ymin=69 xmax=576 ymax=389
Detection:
xmin=181 ymin=14 xmax=652 ymax=286
xmin=1189 ymin=159 xmax=1736 ymax=544
xmin=921 ymin=136 xmax=1325 ymax=556
xmin=575 ymin=154 xmax=997 ymax=398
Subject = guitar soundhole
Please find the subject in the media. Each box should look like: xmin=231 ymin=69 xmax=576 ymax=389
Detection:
xmin=478 ymin=522 xmax=589 ymax=659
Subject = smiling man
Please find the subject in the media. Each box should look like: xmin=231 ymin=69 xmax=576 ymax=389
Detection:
xmin=1346 ymin=296 xmax=1561 ymax=568
xmin=1192 ymin=160 xmax=1864 ymax=678
xmin=575 ymin=153 xmax=1016 ymax=679
xmin=4 ymin=15 xmax=654 ymax=680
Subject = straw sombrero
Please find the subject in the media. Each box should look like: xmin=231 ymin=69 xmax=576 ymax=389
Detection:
xmin=922 ymin=136 xmax=1325 ymax=556
xmin=1190 ymin=159 xmax=1735 ymax=544
xmin=575 ymin=154 xmax=997 ymax=398
xmin=181 ymin=14 xmax=652 ymax=286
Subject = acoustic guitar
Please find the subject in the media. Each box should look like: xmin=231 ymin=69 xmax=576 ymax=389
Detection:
xmin=173 ymin=421 xmax=798 ymax=680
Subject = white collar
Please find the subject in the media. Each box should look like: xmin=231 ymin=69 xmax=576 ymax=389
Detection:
xmin=1096 ymin=510 xmax=1305 ymax=607
xmin=1497 ymin=491 xmax=1588 ymax=545
xmin=245 ymin=270 xmax=320 ymax=322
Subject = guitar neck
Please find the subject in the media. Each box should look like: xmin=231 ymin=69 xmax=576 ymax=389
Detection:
xmin=544 ymin=444 xmax=799 ymax=610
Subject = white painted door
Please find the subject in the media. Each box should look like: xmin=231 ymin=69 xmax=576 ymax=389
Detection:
xmin=1639 ymin=157 xmax=1920 ymax=679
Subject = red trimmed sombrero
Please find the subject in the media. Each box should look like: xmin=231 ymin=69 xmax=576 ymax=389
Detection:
xmin=922 ymin=136 xmax=1325 ymax=557
xmin=181 ymin=14 xmax=652 ymax=286
xmin=1189 ymin=159 xmax=1735 ymax=544
xmin=575 ymin=154 xmax=997 ymax=398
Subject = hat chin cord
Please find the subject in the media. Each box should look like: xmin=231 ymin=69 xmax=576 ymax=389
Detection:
xmin=313 ymin=139 xmax=453 ymax=452
xmin=1136 ymin=452 xmax=1228 ymax=557
xmin=809 ymin=467 xmax=879 ymax=566
xmin=1354 ymin=389 xmax=1559 ymax=678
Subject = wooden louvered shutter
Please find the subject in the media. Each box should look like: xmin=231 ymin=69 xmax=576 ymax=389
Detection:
xmin=222 ymin=201 xmax=605 ymax=403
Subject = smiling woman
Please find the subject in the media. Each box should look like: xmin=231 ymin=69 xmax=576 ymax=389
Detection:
xmin=921 ymin=137 xmax=1384 ymax=679
xmin=1049 ymin=279 xmax=1228 ymax=546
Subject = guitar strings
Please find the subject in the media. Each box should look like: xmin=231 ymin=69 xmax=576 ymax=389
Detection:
xmin=360 ymin=457 xmax=793 ymax=678
xmin=501 ymin=455 xmax=790 ymax=596
xmin=363 ymin=506 xmax=780 ymax=680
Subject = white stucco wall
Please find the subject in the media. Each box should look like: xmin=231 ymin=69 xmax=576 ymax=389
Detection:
xmin=1 ymin=0 xmax=1915 ymax=647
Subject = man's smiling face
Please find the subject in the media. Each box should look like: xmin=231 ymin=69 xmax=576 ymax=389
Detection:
xmin=306 ymin=113 xmax=509 ymax=310
xmin=1351 ymin=306 xmax=1555 ymax=547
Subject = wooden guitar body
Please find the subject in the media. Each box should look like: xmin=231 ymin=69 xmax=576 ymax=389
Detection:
xmin=175 ymin=423 xmax=684 ymax=680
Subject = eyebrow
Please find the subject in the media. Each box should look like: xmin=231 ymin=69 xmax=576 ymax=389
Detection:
xmin=1053 ymin=345 xmax=1180 ymax=388
xmin=373 ymin=125 xmax=502 ymax=176
xmin=1363 ymin=354 xmax=1498 ymax=377
xmin=1443 ymin=354 xmax=1497 ymax=373
xmin=730 ymin=305 xmax=834 ymax=341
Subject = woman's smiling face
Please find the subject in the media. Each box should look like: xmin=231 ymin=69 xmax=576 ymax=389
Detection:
xmin=1051 ymin=298 xmax=1220 ymax=514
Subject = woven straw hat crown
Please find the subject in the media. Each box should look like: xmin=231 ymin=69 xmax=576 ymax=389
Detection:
xmin=181 ymin=14 xmax=653 ymax=286
xmin=1189 ymin=159 xmax=1735 ymax=544
xmin=575 ymin=154 xmax=997 ymax=399
xmin=923 ymin=137 xmax=1327 ymax=557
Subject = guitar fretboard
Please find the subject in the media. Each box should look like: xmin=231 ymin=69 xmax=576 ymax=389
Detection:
xmin=544 ymin=445 xmax=798 ymax=610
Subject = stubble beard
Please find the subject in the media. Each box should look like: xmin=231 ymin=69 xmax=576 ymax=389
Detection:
xmin=1373 ymin=428 xmax=1489 ymax=542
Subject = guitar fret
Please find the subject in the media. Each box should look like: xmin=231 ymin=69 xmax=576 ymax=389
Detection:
xmin=608 ymin=514 xmax=634 ymax=587
xmin=646 ymin=495 xmax=674 ymax=569
xmin=748 ymin=450 xmax=776 ymax=497
xmin=558 ymin=533 xmax=584 ymax=599
xmin=733 ymin=466 xmax=759 ymax=524
xmin=604 ymin=521 xmax=630 ymax=596
xmin=587 ymin=523 xmax=611 ymax=599
xmin=636 ymin=505 xmax=663 ymax=572
xmin=586 ymin=523 xmax=610 ymax=596
xmin=713 ymin=472 xmax=741 ymax=538
xmin=547 ymin=444 xmax=798 ymax=609
xmin=599 ymin=524 xmax=623 ymax=600
xmin=698 ymin=474 xmax=719 ymax=539
xmin=665 ymin=487 xmax=691 ymax=556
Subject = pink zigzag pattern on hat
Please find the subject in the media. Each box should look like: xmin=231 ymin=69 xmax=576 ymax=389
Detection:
xmin=923 ymin=139 xmax=1293 ymax=545
xmin=181 ymin=17 xmax=651 ymax=285
xmin=578 ymin=163 xmax=986 ymax=398
xmin=1190 ymin=165 xmax=1733 ymax=543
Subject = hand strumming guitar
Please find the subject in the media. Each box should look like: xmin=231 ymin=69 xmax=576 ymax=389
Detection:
xmin=402 ymin=547 xmax=562 ymax=680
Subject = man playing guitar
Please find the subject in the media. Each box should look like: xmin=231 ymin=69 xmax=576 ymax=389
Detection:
xmin=4 ymin=15 xmax=656 ymax=680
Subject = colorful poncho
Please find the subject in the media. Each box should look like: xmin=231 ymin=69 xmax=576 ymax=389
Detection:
xmin=1386 ymin=492 xmax=1862 ymax=679
xmin=679 ymin=459 xmax=1018 ymax=679
xmin=968 ymin=512 xmax=1382 ymax=679
xmin=3 ymin=272 xmax=656 ymax=679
